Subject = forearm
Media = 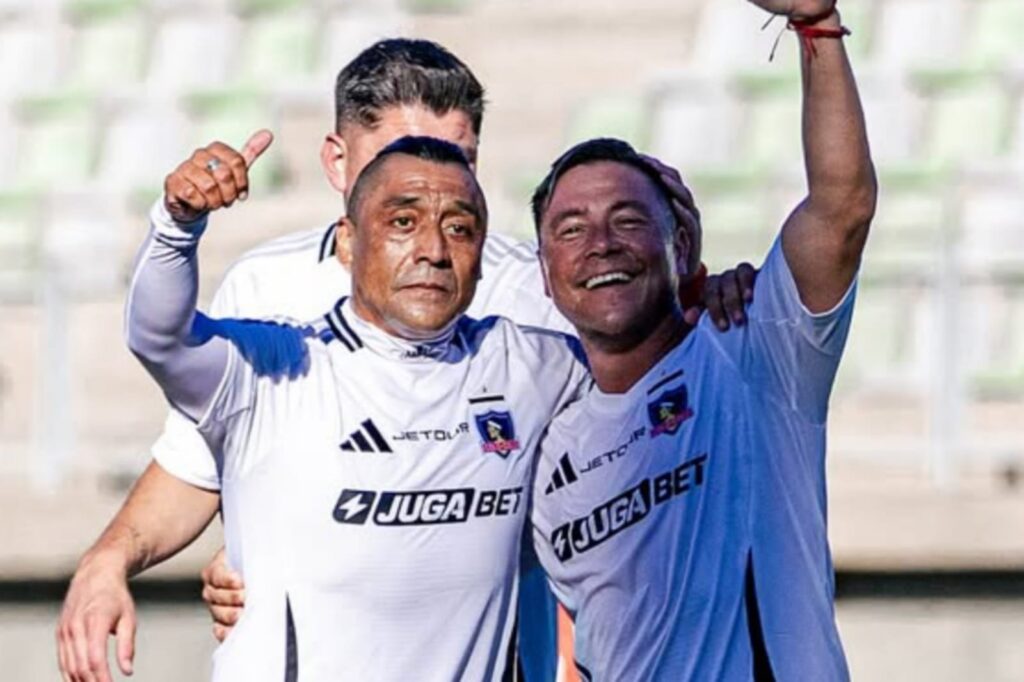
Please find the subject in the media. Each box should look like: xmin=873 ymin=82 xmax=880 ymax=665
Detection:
xmin=799 ymin=10 xmax=876 ymax=230
xmin=781 ymin=8 xmax=877 ymax=311
xmin=80 ymin=461 xmax=220 ymax=579
xmin=125 ymin=200 xmax=229 ymax=419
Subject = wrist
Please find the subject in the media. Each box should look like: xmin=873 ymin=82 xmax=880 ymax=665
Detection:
xmin=77 ymin=545 xmax=132 ymax=581
xmin=794 ymin=8 xmax=841 ymax=28
xmin=153 ymin=196 xmax=208 ymax=240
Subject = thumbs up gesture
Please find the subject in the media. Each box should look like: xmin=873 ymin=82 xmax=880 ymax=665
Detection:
xmin=163 ymin=130 xmax=274 ymax=223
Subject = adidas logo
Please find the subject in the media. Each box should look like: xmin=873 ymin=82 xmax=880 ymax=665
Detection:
xmin=339 ymin=419 xmax=393 ymax=453
xmin=544 ymin=453 xmax=578 ymax=494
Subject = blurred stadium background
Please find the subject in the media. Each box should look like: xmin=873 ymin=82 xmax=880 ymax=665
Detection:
xmin=0 ymin=0 xmax=1022 ymax=679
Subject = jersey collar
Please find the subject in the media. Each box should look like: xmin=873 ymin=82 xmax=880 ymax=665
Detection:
xmin=325 ymin=297 xmax=463 ymax=362
xmin=586 ymin=329 xmax=696 ymax=415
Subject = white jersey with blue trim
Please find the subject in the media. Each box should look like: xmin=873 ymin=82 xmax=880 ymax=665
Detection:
xmin=202 ymin=298 xmax=587 ymax=681
xmin=152 ymin=226 xmax=570 ymax=490
xmin=531 ymin=238 xmax=855 ymax=682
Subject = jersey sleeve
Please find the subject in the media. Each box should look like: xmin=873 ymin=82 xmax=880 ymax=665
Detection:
xmin=151 ymin=409 xmax=222 ymax=490
xmin=151 ymin=244 xmax=248 ymax=490
xmin=711 ymin=236 xmax=857 ymax=424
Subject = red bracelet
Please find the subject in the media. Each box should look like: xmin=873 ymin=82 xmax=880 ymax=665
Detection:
xmin=764 ymin=12 xmax=851 ymax=61
xmin=789 ymin=19 xmax=851 ymax=59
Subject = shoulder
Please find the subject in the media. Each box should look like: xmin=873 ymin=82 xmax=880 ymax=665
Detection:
xmin=221 ymin=224 xmax=336 ymax=287
xmin=459 ymin=315 xmax=584 ymax=363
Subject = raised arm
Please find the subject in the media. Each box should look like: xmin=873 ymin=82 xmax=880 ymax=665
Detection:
xmin=124 ymin=131 xmax=274 ymax=420
xmin=756 ymin=0 xmax=877 ymax=312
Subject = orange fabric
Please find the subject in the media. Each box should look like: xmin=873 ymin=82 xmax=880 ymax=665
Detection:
xmin=557 ymin=605 xmax=580 ymax=682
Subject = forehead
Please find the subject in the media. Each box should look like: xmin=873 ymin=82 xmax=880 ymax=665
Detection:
xmin=345 ymin=105 xmax=479 ymax=162
xmin=363 ymin=154 xmax=483 ymax=206
xmin=546 ymin=161 xmax=664 ymax=213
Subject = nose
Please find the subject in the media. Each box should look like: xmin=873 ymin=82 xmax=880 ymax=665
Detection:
xmin=584 ymin=220 xmax=622 ymax=258
xmin=414 ymin=223 xmax=451 ymax=267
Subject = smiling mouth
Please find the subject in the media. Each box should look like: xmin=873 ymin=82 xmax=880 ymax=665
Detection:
xmin=583 ymin=271 xmax=635 ymax=290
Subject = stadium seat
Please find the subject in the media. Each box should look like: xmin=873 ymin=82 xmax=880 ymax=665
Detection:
xmin=865 ymin=166 xmax=949 ymax=278
xmin=565 ymin=95 xmax=651 ymax=150
xmin=970 ymin=290 xmax=1024 ymax=400
xmin=649 ymin=74 xmax=737 ymax=170
xmin=688 ymin=0 xmax=781 ymax=72
xmin=97 ymin=98 xmax=189 ymax=193
xmin=64 ymin=0 xmax=146 ymax=88
xmin=857 ymin=69 xmax=923 ymax=165
xmin=0 ymin=19 xmax=61 ymax=94
xmin=964 ymin=0 xmax=1024 ymax=68
xmin=872 ymin=0 xmax=965 ymax=69
xmin=960 ymin=178 xmax=1024 ymax=273
xmin=147 ymin=12 xmax=241 ymax=92
xmin=913 ymin=68 xmax=1014 ymax=165
xmin=0 ymin=191 xmax=41 ymax=301
xmin=234 ymin=1 xmax=318 ymax=85
xmin=13 ymin=93 xmax=97 ymax=188
xmin=687 ymin=169 xmax=775 ymax=267
xmin=731 ymin=69 xmax=803 ymax=171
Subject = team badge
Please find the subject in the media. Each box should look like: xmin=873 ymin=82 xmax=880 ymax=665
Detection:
xmin=647 ymin=385 xmax=694 ymax=437
xmin=474 ymin=410 xmax=521 ymax=458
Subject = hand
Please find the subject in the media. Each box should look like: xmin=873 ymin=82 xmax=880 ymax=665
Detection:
xmin=164 ymin=129 xmax=274 ymax=223
xmin=639 ymin=154 xmax=702 ymax=277
xmin=56 ymin=557 xmax=136 ymax=682
xmin=201 ymin=547 xmax=246 ymax=642
xmin=694 ymin=263 xmax=758 ymax=331
xmin=746 ymin=0 xmax=836 ymax=22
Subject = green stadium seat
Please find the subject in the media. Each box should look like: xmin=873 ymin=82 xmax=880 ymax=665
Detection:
xmin=913 ymin=68 xmax=1013 ymax=164
xmin=649 ymin=76 xmax=736 ymax=170
xmin=65 ymin=0 xmax=145 ymax=88
xmin=14 ymin=93 xmax=97 ymax=188
xmin=688 ymin=169 xmax=775 ymax=268
xmin=970 ymin=291 xmax=1024 ymax=400
xmin=965 ymin=0 xmax=1024 ymax=68
xmin=732 ymin=69 xmax=802 ymax=171
xmin=0 ymin=191 xmax=41 ymax=301
xmin=235 ymin=6 xmax=318 ymax=84
xmin=565 ymin=95 xmax=651 ymax=150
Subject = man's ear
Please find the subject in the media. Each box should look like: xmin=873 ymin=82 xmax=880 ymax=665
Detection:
xmin=335 ymin=217 xmax=355 ymax=269
xmin=321 ymin=133 xmax=349 ymax=195
xmin=674 ymin=219 xmax=693 ymax=280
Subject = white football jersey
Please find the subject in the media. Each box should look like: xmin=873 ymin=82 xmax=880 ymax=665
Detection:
xmin=153 ymin=225 xmax=571 ymax=489
xmin=531 ymin=239 xmax=855 ymax=682
xmin=200 ymin=298 xmax=587 ymax=681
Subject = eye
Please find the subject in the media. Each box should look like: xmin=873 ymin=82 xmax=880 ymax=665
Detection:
xmin=444 ymin=221 xmax=474 ymax=238
xmin=391 ymin=215 xmax=415 ymax=230
xmin=557 ymin=222 xmax=585 ymax=239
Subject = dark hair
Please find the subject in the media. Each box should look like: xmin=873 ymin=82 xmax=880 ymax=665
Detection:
xmin=335 ymin=38 xmax=485 ymax=136
xmin=347 ymin=135 xmax=479 ymax=220
xmin=530 ymin=138 xmax=676 ymax=235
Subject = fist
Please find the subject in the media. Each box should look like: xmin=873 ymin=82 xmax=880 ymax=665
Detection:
xmin=746 ymin=0 xmax=836 ymax=22
xmin=164 ymin=129 xmax=274 ymax=223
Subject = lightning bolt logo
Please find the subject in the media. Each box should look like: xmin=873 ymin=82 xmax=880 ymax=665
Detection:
xmin=551 ymin=525 xmax=572 ymax=561
xmin=333 ymin=489 xmax=376 ymax=525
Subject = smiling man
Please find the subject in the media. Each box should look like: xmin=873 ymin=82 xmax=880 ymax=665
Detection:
xmin=526 ymin=0 xmax=876 ymax=678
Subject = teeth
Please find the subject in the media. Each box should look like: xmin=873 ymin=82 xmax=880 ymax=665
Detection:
xmin=585 ymin=272 xmax=632 ymax=290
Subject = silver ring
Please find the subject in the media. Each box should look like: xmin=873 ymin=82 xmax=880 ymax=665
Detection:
xmin=206 ymin=158 xmax=221 ymax=173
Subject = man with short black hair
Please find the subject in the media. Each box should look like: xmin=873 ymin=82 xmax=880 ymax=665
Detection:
xmin=528 ymin=0 xmax=875 ymax=677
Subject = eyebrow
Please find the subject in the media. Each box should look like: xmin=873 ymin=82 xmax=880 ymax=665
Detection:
xmin=450 ymin=199 xmax=483 ymax=221
xmin=382 ymin=195 xmax=422 ymax=209
xmin=547 ymin=207 xmax=588 ymax=227
xmin=608 ymin=199 xmax=655 ymax=215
